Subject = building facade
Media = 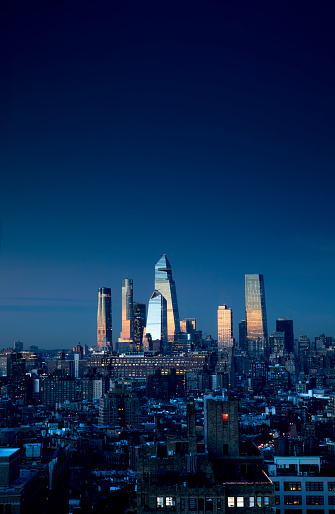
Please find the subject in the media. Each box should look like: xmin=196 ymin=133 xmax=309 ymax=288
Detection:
xmin=97 ymin=287 xmax=112 ymax=349
xmin=217 ymin=305 xmax=234 ymax=351
xmin=245 ymin=274 xmax=268 ymax=358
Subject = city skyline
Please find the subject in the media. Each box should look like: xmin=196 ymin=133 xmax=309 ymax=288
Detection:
xmin=1 ymin=2 xmax=334 ymax=348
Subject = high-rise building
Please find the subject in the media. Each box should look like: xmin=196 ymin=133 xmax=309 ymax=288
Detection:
xmin=217 ymin=305 xmax=233 ymax=351
xmin=119 ymin=278 xmax=134 ymax=340
xmin=133 ymin=302 xmax=146 ymax=349
xmin=245 ymin=274 xmax=268 ymax=358
xmin=154 ymin=254 xmax=180 ymax=347
xmin=276 ymin=318 xmax=294 ymax=353
xmin=239 ymin=319 xmax=247 ymax=350
xmin=97 ymin=287 xmax=112 ymax=349
xmin=144 ymin=290 xmax=167 ymax=352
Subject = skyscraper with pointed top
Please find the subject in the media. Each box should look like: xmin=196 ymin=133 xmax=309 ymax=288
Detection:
xmin=154 ymin=254 xmax=180 ymax=345
xmin=245 ymin=274 xmax=268 ymax=358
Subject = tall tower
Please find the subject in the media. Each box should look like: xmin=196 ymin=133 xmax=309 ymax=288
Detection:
xmin=276 ymin=318 xmax=294 ymax=354
xmin=217 ymin=305 xmax=233 ymax=351
xmin=245 ymin=274 xmax=268 ymax=358
xmin=97 ymin=287 xmax=112 ymax=349
xmin=133 ymin=302 xmax=146 ymax=350
xmin=144 ymin=291 xmax=167 ymax=352
xmin=119 ymin=279 xmax=134 ymax=340
xmin=154 ymin=255 xmax=180 ymax=347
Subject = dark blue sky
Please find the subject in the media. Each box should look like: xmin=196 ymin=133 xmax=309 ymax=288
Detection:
xmin=1 ymin=0 xmax=334 ymax=348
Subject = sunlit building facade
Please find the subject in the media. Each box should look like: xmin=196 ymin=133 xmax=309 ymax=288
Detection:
xmin=217 ymin=304 xmax=233 ymax=351
xmin=119 ymin=278 xmax=134 ymax=340
xmin=144 ymin=290 xmax=167 ymax=352
xmin=97 ymin=287 xmax=112 ymax=349
xmin=154 ymin=255 xmax=180 ymax=347
xmin=245 ymin=274 xmax=268 ymax=358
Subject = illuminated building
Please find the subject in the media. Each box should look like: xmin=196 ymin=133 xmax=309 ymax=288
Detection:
xmin=245 ymin=274 xmax=268 ymax=358
xmin=144 ymin=290 xmax=167 ymax=352
xmin=97 ymin=287 xmax=112 ymax=349
xmin=217 ymin=305 xmax=233 ymax=351
xmin=119 ymin=279 xmax=134 ymax=340
xmin=154 ymin=254 xmax=180 ymax=349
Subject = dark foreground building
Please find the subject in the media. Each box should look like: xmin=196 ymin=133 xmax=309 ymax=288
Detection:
xmin=137 ymin=397 xmax=274 ymax=513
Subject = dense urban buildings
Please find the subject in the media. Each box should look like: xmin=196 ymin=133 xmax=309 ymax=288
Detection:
xmin=97 ymin=287 xmax=112 ymax=349
xmin=245 ymin=273 xmax=268 ymax=358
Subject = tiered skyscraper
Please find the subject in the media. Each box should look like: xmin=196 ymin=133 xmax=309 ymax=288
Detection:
xmin=144 ymin=254 xmax=180 ymax=353
xmin=245 ymin=274 xmax=268 ymax=358
xmin=97 ymin=287 xmax=112 ymax=349
xmin=217 ymin=304 xmax=233 ymax=351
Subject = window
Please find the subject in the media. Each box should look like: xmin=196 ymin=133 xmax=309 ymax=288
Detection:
xmin=198 ymin=498 xmax=204 ymax=510
xmin=306 ymin=482 xmax=323 ymax=491
xmin=228 ymin=497 xmax=235 ymax=507
xmin=189 ymin=498 xmax=197 ymax=511
xmin=264 ymin=497 xmax=270 ymax=507
xmin=237 ymin=497 xmax=244 ymax=507
xmin=275 ymin=496 xmax=280 ymax=505
xmin=284 ymin=482 xmax=302 ymax=491
xmin=328 ymin=497 xmax=335 ymax=505
xmin=205 ymin=498 xmax=213 ymax=511
xmin=217 ymin=498 xmax=222 ymax=511
xmin=166 ymin=497 xmax=175 ymax=508
xmin=249 ymin=497 xmax=255 ymax=507
xmin=329 ymin=483 xmax=335 ymax=491
xmin=180 ymin=499 xmax=185 ymax=511
xmin=306 ymin=496 xmax=324 ymax=505
xmin=257 ymin=497 xmax=262 ymax=507
xmin=157 ymin=497 xmax=164 ymax=508
xmin=273 ymin=482 xmax=280 ymax=491
xmin=284 ymin=496 xmax=302 ymax=505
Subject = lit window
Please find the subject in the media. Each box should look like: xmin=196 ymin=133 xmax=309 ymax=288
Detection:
xmin=264 ymin=497 xmax=269 ymax=507
xmin=257 ymin=497 xmax=262 ymax=507
xmin=237 ymin=497 xmax=244 ymax=507
xmin=157 ymin=497 xmax=164 ymax=508
xmin=166 ymin=497 xmax=175 ymax=507
xmin=228 ymin=497 xmax=235 ymax=507
xmin=249 ymin=497 xmax=255 ymax=507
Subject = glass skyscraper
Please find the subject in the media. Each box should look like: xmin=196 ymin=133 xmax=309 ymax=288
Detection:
xmin=119 ymin=278 xmax=134 ymax=340
xmin=154 ymin=254 xmax=180 ymax=345
xmin=144 ymin=290 xmax=167 ymax=352
xmin=217 ymin=305 xmax=233 ymax=351
xmin=97 ymin=287 xmax=112 ymax=349
xmin=245 ymin=274 xmax=268 ymax=358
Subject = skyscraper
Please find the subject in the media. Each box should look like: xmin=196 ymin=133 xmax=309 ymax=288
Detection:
xmin=119 ymin=279 xmax=134 ymax=340
xmin=154 ymin=254 xmax=180 ymax=347
xmin=144 ymin=290 xmax=167 ymax=352
xmin=97 ymin=287 xmax=112 ymax=349
xmin=245 ymin=274 xmax=268 ymax=358
xmin=276 ymin=318 xmax=294 ymax=354
xmin=217 ymin=305 xmax=233 ymax=351
xmin=133 ymin=302 xmax=146 ymax=349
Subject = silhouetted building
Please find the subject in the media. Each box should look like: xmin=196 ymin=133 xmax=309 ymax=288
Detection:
xmin=133 ymin=302 xmax=146 ymax=350
xmin=276 ymin=318 xmax=294 ymax=353
xmin=40 ymin=371 xmax=75 ymax=409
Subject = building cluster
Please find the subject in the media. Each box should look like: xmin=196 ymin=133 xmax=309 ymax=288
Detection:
xmin=0 ymin=255 xmax=334 ymax=512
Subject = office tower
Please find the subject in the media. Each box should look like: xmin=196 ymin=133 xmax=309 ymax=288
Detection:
xmin=239 ymin=320 xmax=247 ymax=350
xmin=154 ymin=254 xmax=180 ymax=347
xmin=269 ymin=331 xmax=285 ymax=357
xmin=245 ymin=274 xmax=268 ymax=358
xmin=133 ymin=302 xmax=146 ymax=348
xmin=98 ymin=379 xmax=140 ymax=428
xmin=180 ymin=318 xmax=196 ymax=333
xmin=97 ymin=287 xmax=112 ymax=349
xmin=217 ymin=305 xmax=233 ymax=351
xmin=144 ymin=290 xmax=167 ymax=352
xmin=119 ymin=279 xmax=134 ymax=340
xmin=276 ymin=318 xmax=294 ymax=353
